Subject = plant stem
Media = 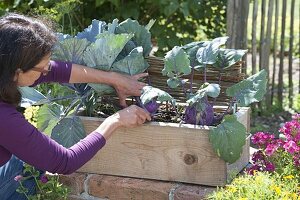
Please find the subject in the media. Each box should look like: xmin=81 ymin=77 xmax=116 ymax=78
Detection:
xmin=19 ymin=181 xmax=30 ymax=200
xmin=212 ymin=71 xmax=222 ymax=106
xmin=189 ymin=66 xmax=195 ymax=94
xmin=204 ymin=65 xmax=207 ymax=82
xmin=146 ymin=69 xmax=152 ymax=85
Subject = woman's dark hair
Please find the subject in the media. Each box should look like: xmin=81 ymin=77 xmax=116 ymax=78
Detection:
xmin=0 ymin=13 xmax=57 ymax=106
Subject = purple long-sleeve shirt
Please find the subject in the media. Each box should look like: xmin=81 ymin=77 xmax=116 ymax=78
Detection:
xmin=0 ymin=61 xmax=106 ymax=174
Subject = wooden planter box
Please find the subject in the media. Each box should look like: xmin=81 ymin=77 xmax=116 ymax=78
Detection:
xmin=78 ymin=107 xmax=250 ymax=186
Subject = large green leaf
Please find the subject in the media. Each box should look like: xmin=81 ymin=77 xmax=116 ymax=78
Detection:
xmin=140 ymin=86 xmax=175 ymax=105
xmin=51 ymin=116 xmax=86 ymax=148
xmin=166 ymin=78 xmax=182 ymax=89
xmin=107 ymin=19 xmax=119 ymax=34
xmin=213 ymin=48 xmax=247 ymax=69
xmin=162 ymin=46 xmax=191 ymax=78
xmin=196 ymin=37 xmax=228 ymax=65
xmin=182 ymin=41 xmax=208 ymax=68
xmin=209 ymin=114 xmax=246 ymax=163
xmin=186 ymin=83 xmax=220 ymax=105
xmin=76 ymin=19 xmax=106 ymax=42
xmin=116 ymin=18 xmax=152 ymax=56
xmin=111 ymin=47 xmax=149 ymax=75
xmin=88 ymin=83 xmax=115 ymax=96
xmin=83 ymin=33 xmax=133 ymax=69
xmin=37 ymin=104 xmax=62 ymax=135
xmin=163 ymin=0 xmax=179 ymax=16
xmin=52 ymin=38 xmax=90 ymax=65
xmin=19 ymin=87 xmax=46 ymax=107
xmin=226 ymin=70 xmax=267 ymax=106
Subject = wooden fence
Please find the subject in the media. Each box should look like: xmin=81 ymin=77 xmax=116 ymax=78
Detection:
xmin=227 ymin=0 xmax=299 ymax=111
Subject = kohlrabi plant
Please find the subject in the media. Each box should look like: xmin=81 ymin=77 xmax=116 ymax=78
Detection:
xmin=138 ymin=37 xmax=268 ymax=163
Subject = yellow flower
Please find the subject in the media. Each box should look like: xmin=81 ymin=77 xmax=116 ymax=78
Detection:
xmin=283 ymin=175 xmax=294 ymax=180
xmin=227 ymin=185 xmax=237 ymax=193
xmin=274 ymin=186 xmax=281 ymax=195
xmin=239 ymin=198 xmax=248 ymax=200
xmin=270 ymin=185 xmax=281 ymax=195
xmin=290 ymin=193 xmax=299 ymax=200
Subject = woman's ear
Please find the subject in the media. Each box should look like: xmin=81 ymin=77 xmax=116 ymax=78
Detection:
xmin=14 ymin=68 xmax=22 ymax=81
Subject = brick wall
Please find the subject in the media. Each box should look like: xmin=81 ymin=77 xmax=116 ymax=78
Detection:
xmin=59 ymin=173 xmax=216 ymax=200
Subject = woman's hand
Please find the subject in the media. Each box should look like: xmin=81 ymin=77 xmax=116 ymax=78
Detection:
xmin=111 ymin=72 xmax=148 ymax=107
xmin=95 ymin=105 xmax=151 ymax=140
xmin=70 ymin=64 xmax=148 ymax=107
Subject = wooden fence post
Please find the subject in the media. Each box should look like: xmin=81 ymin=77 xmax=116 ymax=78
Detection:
xmin=226 ymin=0 xmax=250 ymax=73
xmin=251 ymin=0 xmax=258 ymax=75
xmin=278 ymin=0 xmax=287 ymax=110
xmin=271 ymin=0 xmax=279 ymax=104
xmin=264 ymin=0 xmax=274 ymax=110
xmin=288 ymin=0 xmax=295 ymax=108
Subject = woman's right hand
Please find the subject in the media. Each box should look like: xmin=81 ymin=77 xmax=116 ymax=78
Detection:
xmin=95 ymin=105 xmax=151 ymax=140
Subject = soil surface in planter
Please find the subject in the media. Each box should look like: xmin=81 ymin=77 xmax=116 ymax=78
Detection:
xmin=92 ymin=98 xmax=230 ymax=126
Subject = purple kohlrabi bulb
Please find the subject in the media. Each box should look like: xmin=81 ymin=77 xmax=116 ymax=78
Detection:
xmin=184 ymin=106 xmax=198 ymax=125
xmin=144 ymin=99 xmax=160 ymax=114
xmin=200 ymin=102 xmax=214 ymax=126
xmin=184 ymin=102 xmax=214 ymax=126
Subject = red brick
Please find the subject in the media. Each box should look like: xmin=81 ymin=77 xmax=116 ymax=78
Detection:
xmin=88 ymin=174 xmax=176 ymax=200
xmin=173 ymin=185 xmax=216 ymax=200
xmin=59 ymin=173 xmax=87 ymax=195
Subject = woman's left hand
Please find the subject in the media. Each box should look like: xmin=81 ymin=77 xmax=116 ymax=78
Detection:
xmin=111 ymin=72 xmax=148 ymax=107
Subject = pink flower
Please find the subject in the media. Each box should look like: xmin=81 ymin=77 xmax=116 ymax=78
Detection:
xmin=40 ymin=175 xmax=48 ymax=183
xmin=252 ymin=150 xmax=265 ymax=162
xmin=293 ymin=155 xmax=300 ymax=168
xmin=265 ymin=143 xmax=279 ymax=156
xmin=265 ymin=161 xmax=275 ymax=172
xmin=251 ymin=132 xmax=274 ymax=147
xmin=283 ymin=140 xmax=300 ymax=154
xmin=14 ymin=175 xmax=23 ymax=182
xmin=295 ymin=133 xmax=300 ymax=142
xmin=292 ymin=113 xmax=300 ymax=121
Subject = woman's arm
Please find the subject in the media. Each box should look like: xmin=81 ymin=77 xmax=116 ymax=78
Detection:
xmin=69 ymin=63 xmax=148 ymax=107
xmin=32 ymin=61 xmax=148 ymax=107
xmin=0 ymin=104 xmax=150 ymax=174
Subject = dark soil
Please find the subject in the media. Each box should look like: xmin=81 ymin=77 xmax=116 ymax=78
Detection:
xmin=250 ymin=110 xmax=294 ymax=136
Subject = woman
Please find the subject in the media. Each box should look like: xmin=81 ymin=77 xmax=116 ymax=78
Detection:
xmin=0 ymin=13 xmax=151 ymax=199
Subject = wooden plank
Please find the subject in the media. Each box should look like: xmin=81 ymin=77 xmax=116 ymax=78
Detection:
xmin=78 ymin=107 xmax=250 ymax=186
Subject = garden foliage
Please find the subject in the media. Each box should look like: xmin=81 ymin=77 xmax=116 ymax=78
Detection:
xmin=0 ymin=0 xmax=226 ymax=55
xmin=21 ymin=16 xmax=268 ymax=164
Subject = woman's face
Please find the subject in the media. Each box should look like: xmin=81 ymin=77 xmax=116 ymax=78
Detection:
xmin=16 ymin=54 xmax=51 ymax=86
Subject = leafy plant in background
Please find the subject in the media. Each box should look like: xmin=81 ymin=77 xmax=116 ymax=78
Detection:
xmin=0 ymin=0 xmax=227 ymax=55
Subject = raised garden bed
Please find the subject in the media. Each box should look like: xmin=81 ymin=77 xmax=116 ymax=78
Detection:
xmin=78 ymin=107 xmax=250 ymax=186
